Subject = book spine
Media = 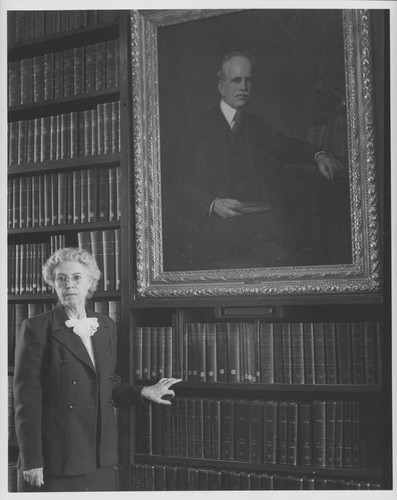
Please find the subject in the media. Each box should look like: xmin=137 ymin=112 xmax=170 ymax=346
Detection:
xmin=141 ymin=326 xmax=151 ymax=382
xmin=312 ymin=400 xmax=327 ymax=467
xmin=325 ymin=400 xmax=337 ymax=466
xmin=157 ymin=326 xmax=165 ymax=379
xmin=287 ymin=401 xmax=298 ymax=465
xmin=324 ymin=323 xmax=338 ymax=384
xmin=197 ymin=323 xmax=206 ymax=382
xmin=363 ymin=322 xmax=376 ymax=384
xmin=299 ymin=402 xmax=312 ymax=466
xmin=226 ymin=323 xmax=240 ymax=383
xmin=273 ymin=323 xmax=284 ymax=383
xmin=277 ymin=401 xmax=288 ymax=465
xmin=164 ymin=326 xmax=173 ymax=378
xmin=220 ymin=399 xmax=235 ymax=460
xmin=342 ymin=400 xmax=353 ymax=467
xmin=150 ymin=326 xmax=158 ymax=381
xmin=291 ymin=323 xmax=305 ymax=384
xmin=205 ymin=323 xmax=217 ymax=382
xmin=187 ymin=398 xmax=197 ymax=458
xmin=216 ymin=323 xmax=228 ymax=382
xmin=248 ymin=400 xmax=264 ymax=462
xmin=336 ymin=322 xmax=352 ymax=384
xmin=350 ymin=322 xmax=364 ymax=384
xmin=314 ymin=323 xmax=326 ymax=384
xmin=133 ymin=327 xmax=143 ymax=382
xmin=281 ymin=323 xmax=292 ymax=384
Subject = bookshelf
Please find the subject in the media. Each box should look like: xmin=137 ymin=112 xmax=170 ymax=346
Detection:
xmin=7 ymin=10 xmax=133 ymax=491
xmin=7 ymin=9 xmax=391 ymax=493
xmin=127 ymin=8 xmax=390 ymax=490
xmin=129 ymin=301 xmax=389 ymax=490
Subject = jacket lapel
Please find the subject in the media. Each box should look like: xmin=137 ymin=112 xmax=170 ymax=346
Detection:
xmin=87 ymin=307 xmax=112 ymax=374
xmin=51 ymin=304 xmax=96 ymax=372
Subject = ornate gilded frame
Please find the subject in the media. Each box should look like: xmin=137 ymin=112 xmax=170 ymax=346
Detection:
xmin=131 ymin=9 xmax=382 ymax=298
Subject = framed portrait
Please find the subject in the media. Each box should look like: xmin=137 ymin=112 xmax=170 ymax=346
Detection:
xmin=131 ymin=9 xmax=382 ymax=298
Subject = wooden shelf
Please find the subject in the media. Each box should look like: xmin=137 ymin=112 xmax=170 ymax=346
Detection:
xmin=8 ymin=290 xmax=122 ymax=302
xmin=8 ymin=220 xmax=121 ymax=237
xmin=8 ymin=153 xmax=120 ymax=177
xmin=8 ymin=88 xmax=120 ymax=121
xmin=134 ymin=454 xmax=381 ymax=480
xmin=8 ymin=21 xmax=119 ymax=61
xmin=167 ymin=382 xmax=383 ymax=394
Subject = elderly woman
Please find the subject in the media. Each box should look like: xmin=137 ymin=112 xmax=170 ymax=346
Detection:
xmin=13 ymin=247 xmax=180 ymax=492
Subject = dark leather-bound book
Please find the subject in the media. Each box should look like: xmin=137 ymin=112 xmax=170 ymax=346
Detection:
xmin=336 ymin=322 xmax=352 ymax=384
xmin=326 ymin=400 xmax=337 ymax=467
xmin=248 ymin=400 xmax=264 ymax=462
xmin=188 ymin=468 xmax=199 ymax=490
xmin=208 ymin=470 xmax=222 ymax=490
xmin=198 ymin=468 xmax=209 ymax=490
xmin=226 ymin=322 xmax=240 ymax=383
xmin=324 ymin=323 xmax=338 ymax=384
xmin=277 ymin=401 xmax=288 ymax=465
xmin=313 ymin=323 xmax=326 ymax=384
xmin=334 ymin=400 xmax=344 ymax=467
xmin=203 ymin=398 xmax=212 ymax=459
xmin=342 ymin=400 xmax=353 ymax=468
xmin=281 ymin=323 xmax=292 ymax=384
xmin=187 ymin=398 xmax=197 ymax=458
xmin=150 ymin=326 xmax=158 ymax=381
xmin=153 ymin=465 xmax=167 ymax=491
xmin=161 ymin=404 xmax=172 ymax=457
xmin=287 ymin=401 xmax=298 ymax=465
xmin=211 ymin=399 xmax=221 ymax=460
xmin=178 ymin=397 xmax=188 ymax=458
xmin=220 ymin=399 xmax=235 ymax=460
xmin=235 ymin=399 xmax=250 ymax=462
xmin=205 ymin=322 xmax=217 ymax=382
xmin=263 ymin=400 xmax=278 ymax=464
xmin=273 ymin=323 xmax=284 ymax=383
xmin=165 ymin=466 xmax=178 ymax=491
xmin=195 ymin=399 xmax=204 ymax=459
xmin=216 ymin=322 xmax=228 ymax=382
xmin=222 ymin=470 xmax=241 ymax=490
xmin=350 ymin=322 xmax=364 ymax=384
xmin=151 ymin=403 xmax=162 ymax=456
xmin=312 ymin=400 xmax=326 ymax=467
xmin=363 ymin=321 xmax=376 ymax=385
xmin=291 ymin=323 xmax=305 ymax=384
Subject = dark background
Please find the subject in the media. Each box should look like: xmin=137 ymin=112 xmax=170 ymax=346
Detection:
xmin=157 ymin=10 xmax=354 ymax=271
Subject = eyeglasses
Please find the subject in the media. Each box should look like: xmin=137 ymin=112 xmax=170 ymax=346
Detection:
xmin=55 ymin=274 xmax=86 ymax=286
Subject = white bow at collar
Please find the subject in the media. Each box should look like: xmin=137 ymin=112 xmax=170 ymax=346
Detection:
xmin=65 ymin=317 xmax=99 ymax=339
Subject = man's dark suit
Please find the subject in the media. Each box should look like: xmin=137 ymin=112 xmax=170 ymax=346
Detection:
xmin=13 ymin=303 xmax=142 ymax=477
xmin=171 ymin=105 xmax=318 ymax=269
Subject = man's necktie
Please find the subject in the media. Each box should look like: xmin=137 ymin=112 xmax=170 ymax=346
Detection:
xmin=232 ymin=110 xmax=242 ymax=136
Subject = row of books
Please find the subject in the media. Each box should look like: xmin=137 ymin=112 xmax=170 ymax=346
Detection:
xmin=77 ymin=229 xmax=121 ymax=291
xmin=8 ymin=41 xmax=120 ymax=106
xmin=8 ymin=238 xmax=65 ymax=295
xmin=8 ymin=166 xmax=121 ymax=229
xmin=8 ymin=299 xmax=121 ymax=366
xmin=8 ymin=102 xmax=120 ymax=166
xmin=8 ymin=11 xmax=120 ymax=44
xmin=132 ymin=464 xmax=380 ymax=491
xmin=8 ymin=376 xmax=15 ymax=442
xmin=133 ymin=321 xmax=382 ymax=385
xmin=137 ymin=397 xmax=363 ymax=468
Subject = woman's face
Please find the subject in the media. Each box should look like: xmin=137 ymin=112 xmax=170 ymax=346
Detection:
xmin=53 ymin=261 xmax=92 ymax=309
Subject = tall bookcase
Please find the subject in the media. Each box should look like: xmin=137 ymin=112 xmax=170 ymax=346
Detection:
xmin=7 ymin=10 xmax=134 ymax=491
xmin=127 ymin=8 xmax=391 ymax=493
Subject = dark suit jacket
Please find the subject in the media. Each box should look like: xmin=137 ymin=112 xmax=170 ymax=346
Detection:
xmin=13 ymin=304 xmax=142 ymax=476
xmin=169 ymin=105 xmax=318 ymax=268
xmin=173 ymin=105 xmax=318 ymax=218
